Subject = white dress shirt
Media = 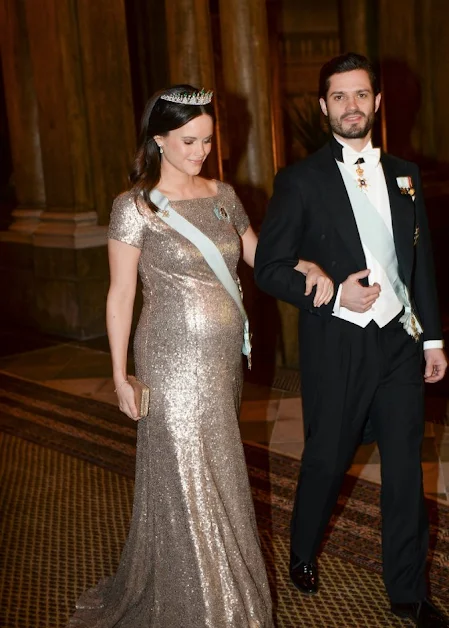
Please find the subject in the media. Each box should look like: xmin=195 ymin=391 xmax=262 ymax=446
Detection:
xmin=332 ymin=138 xmax=443 ymax=350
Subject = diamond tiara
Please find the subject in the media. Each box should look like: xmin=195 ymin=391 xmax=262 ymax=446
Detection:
xmin=160 ymin=89 xmax=213 ymax=106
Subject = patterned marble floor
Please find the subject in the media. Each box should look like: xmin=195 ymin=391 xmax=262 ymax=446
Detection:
xmin=0 ymin=327 xmax=448 ymax=503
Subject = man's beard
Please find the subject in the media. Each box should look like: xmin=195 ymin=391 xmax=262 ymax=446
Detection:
xmin=329 ymin=110 xmax=375 ymax=139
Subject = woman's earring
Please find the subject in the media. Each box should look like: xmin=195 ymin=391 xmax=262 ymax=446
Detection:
xmin=159 ymin=146 xmax=164 ymax=154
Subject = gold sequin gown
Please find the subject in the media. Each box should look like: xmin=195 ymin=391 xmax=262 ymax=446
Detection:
xmin=67 ymin=181 xmax=273 ymax=628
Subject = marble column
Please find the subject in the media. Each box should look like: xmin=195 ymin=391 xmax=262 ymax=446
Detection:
xmin=338 ymin=0 xmax=383 ymax=146
xmin=426 ymin=0 xmax=449 ymax=163
xmin=219 ymin=0 xmax=275 ymax=219
xmin=417 ymin=0 xmax=449 ymax=318
xmin=0 ymin=0 xmax=136 ymax=338
xmin=378 ymin=0 xmax=449 ymax=319
xmin=219 ymin=0 xmax=288 ymax=371
xmin=0 ymin=0 xmax=45 ymax=244
xmin=378 ymin=0 xmax=449 ymax=163
xmin=24 ymin=0 xmax=135 ymax=231
xmin=165 ymin=0 xmax=214 ymax=89
xmin=267 ymin=0 xmax=285 ymax=172
xmin=338 ymin=0 xmax=378 ymax=58
xmin=165 ymin=0 xmax=222 ymax=179
xmin=126 ymin=0 xmax=169 ymax=118
xmin=76 ymin=0 xmax=136 ymax=225
xmin=0 ymin=0 xmax=45 ymax=324
xmin=415 ymin=0 xmax=436 ymax=160
xmin=378 ymin=0 xmax=421 ymax=159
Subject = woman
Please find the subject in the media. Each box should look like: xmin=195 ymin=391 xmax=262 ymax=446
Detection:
xmin=67 ymin=85 xmax=333 ymax=628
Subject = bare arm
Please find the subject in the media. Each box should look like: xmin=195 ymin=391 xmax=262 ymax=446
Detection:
xmin=241 ymin=225 xmax=258 ymax=267
xmin=106 ymin=238 xmax=141 ymax=419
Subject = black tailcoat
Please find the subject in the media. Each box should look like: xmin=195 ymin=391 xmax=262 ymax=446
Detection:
xmin=255 ymin=140 xmax=442 ymax=344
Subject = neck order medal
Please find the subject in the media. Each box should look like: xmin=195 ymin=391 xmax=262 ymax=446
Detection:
xmin=355 ymin=158 xmax=369 ymax=193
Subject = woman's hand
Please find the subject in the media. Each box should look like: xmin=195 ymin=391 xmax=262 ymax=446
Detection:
xmin=114 ymin=380 xmax=140 ymax=420
xmin=295 ymin=260 xmax=334 ymax=307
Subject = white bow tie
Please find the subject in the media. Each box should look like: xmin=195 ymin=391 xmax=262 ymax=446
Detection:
xmin=342 ymin=146 xmax=381 ymax=168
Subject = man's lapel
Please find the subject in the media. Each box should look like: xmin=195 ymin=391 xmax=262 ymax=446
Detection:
xmin=381 ymin=153 xmax=415 ymax=286
xmin=311 ymin=144 xmax=367 ymax=274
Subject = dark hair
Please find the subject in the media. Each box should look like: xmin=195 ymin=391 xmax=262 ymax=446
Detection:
xmin=130 ymin=84 xmax=214 ymax=212
xmin=318 ymin=52 xmax=379 ymax=100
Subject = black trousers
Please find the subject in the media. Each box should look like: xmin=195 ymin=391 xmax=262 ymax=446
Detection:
xmin=292 ymin=312 xmax=428 ymax=604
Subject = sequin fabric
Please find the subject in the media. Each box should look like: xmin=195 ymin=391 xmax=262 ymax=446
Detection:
xmin=66 ymin=181 xmax=273 ymax=628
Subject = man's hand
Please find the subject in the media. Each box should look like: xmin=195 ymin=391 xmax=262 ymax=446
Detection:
xmin=295 ymin=260 xmax=334 ymax=307
xmin=340 ymin=269 xmax=381 ymax=313
xmin=424 ymin=348 xmax=447 ymax=383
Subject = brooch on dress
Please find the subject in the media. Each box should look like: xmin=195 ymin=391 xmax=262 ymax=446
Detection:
xmin=213 ymin=206 xmax=231 ymax=222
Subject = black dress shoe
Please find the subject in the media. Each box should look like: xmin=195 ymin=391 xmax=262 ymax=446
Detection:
xmin=290 ymin=561 xmax=319 ymax=595
xmin=391 ymin=598 xmax=449 ymax=627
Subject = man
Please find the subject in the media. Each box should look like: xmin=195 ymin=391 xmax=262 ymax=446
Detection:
xmin=255 ymin=53 xmax=448 ymax=627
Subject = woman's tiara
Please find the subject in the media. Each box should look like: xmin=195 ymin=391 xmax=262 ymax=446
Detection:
xmin=160 ymin=89 xmax=213 ymax=106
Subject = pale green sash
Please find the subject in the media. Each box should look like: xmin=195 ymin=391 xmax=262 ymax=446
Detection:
xmin=149 ymin=189 xmax=252 ymax=367
xmin=337 ymin=163 xmax=422 ymax=339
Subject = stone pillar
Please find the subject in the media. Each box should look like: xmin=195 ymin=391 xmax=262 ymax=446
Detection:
xmin=125 ymin=0 xmax=169 ymax=119
xmin=219 ymin=0 xmax=275 ymax=220
xmin=378 ymin=0 xmax=421 ymax=159
xmin=165 ymin=0 xmax=222 ymax=179
xmin=0 ymin=0 xmax=45 ymax=244
xmin=0 ymin=0 xmax=136 ymax=338
xmin=219 ymin=0 xmax=287 ymax=372
xmin=426 ymin=0 xmax=449 ymax=163
xmin=338 ymin=0 xmax=378 ymax=58
xmin=0 ymin=0 xmax=45 ymax=323
xmin=165 ymin=0 xmax=215 ymax=89
xmin=377 ymin=0 xmax=449 ymax=164
xmin=417 ymin=0 xmax=449 ymax=319
xmin=267 ymin=0 xmax=285 ymax=171
xmin=76 ymin=0 xmax=136 ymax=225
xmin=378 ymin=0 xmax=449 ymax=319
xmin=338 ymin=0 xmax=383 ymax=147
xmin=24 ymin=0 xmax=135 ymax=229
xmin=415 ymin=0 xmax=436 ymax=160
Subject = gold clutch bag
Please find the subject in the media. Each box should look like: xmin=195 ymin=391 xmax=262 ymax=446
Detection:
xmin=128 ymin=375 xmax=150 ymax=418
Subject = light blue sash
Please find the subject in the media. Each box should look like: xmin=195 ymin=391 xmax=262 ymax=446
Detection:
xmin=149 ymin=189 xmax=252 ymax=367
xmin=337 ymin=163 xmax=422 ymax=339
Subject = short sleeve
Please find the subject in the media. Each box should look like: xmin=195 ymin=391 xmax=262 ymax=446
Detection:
xmin=228 ymin=186 xmax=250 ymax=236
xmin=108 ymin=191 xmax=147 ymax=249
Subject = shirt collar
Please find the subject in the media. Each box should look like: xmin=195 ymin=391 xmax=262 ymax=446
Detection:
xmin=331 ymin=135 xmax=374 ymax=163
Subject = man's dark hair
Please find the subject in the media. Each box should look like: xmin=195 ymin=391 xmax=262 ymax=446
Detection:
xmin=318 ymin=52 xmax=379 ymax=100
